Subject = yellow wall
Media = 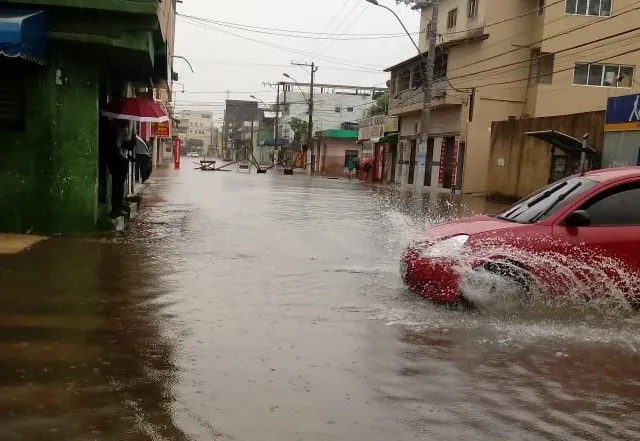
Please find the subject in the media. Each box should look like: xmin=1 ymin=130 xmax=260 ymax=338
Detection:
xmin=462 ymin=98 xmax=524 ymax=194
xmin=487 ymin=111 xmax=605 ymax=200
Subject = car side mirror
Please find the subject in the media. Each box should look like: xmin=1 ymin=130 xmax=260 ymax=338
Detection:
xmin=565 ymin=210 xmax=591 ymax=228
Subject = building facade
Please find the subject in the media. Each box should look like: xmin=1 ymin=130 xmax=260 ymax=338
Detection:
xmin=177 ymin=110 xmax=215 ymax=157
xmin=223 ymin=100 xmax=261 ymax=161
xmin=387 ymin=0 xmax=640 ymax=194
xmin=277 ymin=83 xmax=386 ymax=143
xmin=0 ymin=0 xmax=176 ymax=234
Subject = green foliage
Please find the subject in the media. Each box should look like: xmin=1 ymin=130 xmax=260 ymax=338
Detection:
xmin=366 ymin=92 xmax=389 ymax=117
xmin=289 ymin=117 xmax=309 ymax=143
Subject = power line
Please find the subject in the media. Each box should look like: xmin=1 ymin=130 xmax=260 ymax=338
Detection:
xmin=447 ymin=25 xmax=640 ymax=83
xmin=180 ymin=16 xmax=385 ymax=71
xmin=470 ymin=43 xmax=640 ymax=90
xmin=182 ymin=60 xmax=385 ymax=74
xmin=443 ymin=3 xmax=640 ymax=79
xmin=438 ymin=0 xmax=565 ymax=36
xmin=178 ymin=14 xmax=408 ymax=40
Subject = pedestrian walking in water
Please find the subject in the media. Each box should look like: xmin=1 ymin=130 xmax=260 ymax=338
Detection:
xmin=346 ymin=157 xmax=356 ymax=179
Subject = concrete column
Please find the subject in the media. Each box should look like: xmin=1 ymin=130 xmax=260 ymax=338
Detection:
xmin=48 ymin=50 xmax=100 ymax=234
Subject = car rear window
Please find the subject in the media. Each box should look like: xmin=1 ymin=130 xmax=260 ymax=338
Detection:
xmin=495 ymin=177 xmax=598 ymax=223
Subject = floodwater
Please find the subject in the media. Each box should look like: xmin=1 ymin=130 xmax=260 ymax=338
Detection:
xmin=1 ymin=166 xmax=640 ymax=441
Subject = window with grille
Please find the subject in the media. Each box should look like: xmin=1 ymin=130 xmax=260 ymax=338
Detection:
xmin=447 ymin=8 xmax=457 ymax=29
xmin=529 ymin=49 xmax=555 ymax=84
xmin=573 ymin=63 xmax=634 ymax=87
xmin=0 ymin=59 xmax=25 ymax=131
xmin=398 ymin=69 xmax=411 ymax=91
xmin=565 ymin=0 xmax=612 ymax=17
xmin=467 ymin=0 xmax=478 ymax=19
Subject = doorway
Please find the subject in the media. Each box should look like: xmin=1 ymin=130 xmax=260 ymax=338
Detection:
xmin=442 ymin=137 xmax=455 ymax=189
xmin=407 ymin=139 xmax=417 ymax=185
xmin=456 ymin=142 xmax=465 ymax=191
xmin=424 ymin=138 xmax=434 ymax=187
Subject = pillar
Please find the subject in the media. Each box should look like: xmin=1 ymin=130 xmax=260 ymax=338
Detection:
xmin=47 ymin=49 xmax=100 ymax=234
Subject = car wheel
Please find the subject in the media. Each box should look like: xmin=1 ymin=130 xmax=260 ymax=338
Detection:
xmin=459 ymin=260 xmax=536 ymax=310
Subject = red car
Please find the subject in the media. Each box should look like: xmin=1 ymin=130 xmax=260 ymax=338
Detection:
xmin=401 ymin=167 xmax=640 ymax=308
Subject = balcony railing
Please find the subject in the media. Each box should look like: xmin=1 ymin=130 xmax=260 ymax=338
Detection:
xmin=388 ymin=78 xmax=462 ymax=114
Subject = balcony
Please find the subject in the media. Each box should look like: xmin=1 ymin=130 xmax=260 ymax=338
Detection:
xmin=388 ymin=79 xmax=463 ymax=116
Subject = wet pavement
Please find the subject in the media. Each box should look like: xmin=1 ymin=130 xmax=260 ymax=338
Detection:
xmin=1 ymin=166 xmax=640 ymax=441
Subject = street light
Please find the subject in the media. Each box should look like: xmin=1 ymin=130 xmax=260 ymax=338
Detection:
xmin=283 ymin=73 xmax=310 ymax=104
xmin=364 ymin=0 xmax=422 ymax=55
xmin=364 ymin=0 xmax=440 ymax=190
xmin=250 ymin=95 xmax=270 ymax=109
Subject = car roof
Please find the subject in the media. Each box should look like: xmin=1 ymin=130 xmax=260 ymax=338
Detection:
xmin=580 ymin=167 xmax=640 ymax=182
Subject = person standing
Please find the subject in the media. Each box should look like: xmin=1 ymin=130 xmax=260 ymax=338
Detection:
xmin=102 ymin=118 xmax=135 ymax=217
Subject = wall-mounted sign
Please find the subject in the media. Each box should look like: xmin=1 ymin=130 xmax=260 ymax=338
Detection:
xmin=155 ymin=121 xmax=171 ymax=138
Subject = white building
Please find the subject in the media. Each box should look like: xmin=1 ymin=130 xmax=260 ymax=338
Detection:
xmin=277 ymin=83 xmax=386 ymax=142
xmin=177 ymin=110 xmax=214 ymax=157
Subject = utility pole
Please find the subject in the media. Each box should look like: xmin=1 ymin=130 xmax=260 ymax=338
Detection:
xmin=274 ymin=82 xmax=280 ymax=142
xmin=422 ymin=1 xmax=438 ymax=146
xmin=292 ymin=62 xmax=318 ymax=168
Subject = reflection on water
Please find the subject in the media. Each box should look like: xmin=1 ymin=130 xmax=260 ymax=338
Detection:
xmin=1 ymin=167 xmax=639 ymax=441
xmin=0 ymin=238 xmax=189 ymax=441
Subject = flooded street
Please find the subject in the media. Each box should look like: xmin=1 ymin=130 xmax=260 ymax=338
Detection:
xmin=2 ymin=166 xmax=640 ymax=441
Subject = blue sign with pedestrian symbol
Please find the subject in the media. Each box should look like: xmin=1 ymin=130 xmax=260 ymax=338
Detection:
xmin=606 ymin=94 xmax=640 ymax=132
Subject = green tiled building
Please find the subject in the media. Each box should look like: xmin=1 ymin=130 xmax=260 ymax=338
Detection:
xmin=0 ymin=0 xmax=175 ymax=234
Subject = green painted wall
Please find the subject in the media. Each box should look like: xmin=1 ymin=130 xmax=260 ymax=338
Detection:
xmin=0 ymin=3 xmax=169 ymax=235
xmin=0 ymin=49 xmax=100 ymax=235
xmin=0 ymin=64 xmax=53 ymax=233
xmin=48 ymin=48 xmax=100 ymax=234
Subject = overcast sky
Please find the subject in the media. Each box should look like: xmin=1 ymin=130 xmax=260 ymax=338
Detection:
xmin=173 ymin=0 xmax=420 ymax=122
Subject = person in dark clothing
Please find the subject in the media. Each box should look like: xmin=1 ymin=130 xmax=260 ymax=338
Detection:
xmin=101 ymin=118 xmax=135 ymax=217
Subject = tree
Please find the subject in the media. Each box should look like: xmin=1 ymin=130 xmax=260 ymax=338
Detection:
xmin=288 ymin=117 xmax=309 ymax=144
xmin=366 ymin=91 xmax=389 ymax=117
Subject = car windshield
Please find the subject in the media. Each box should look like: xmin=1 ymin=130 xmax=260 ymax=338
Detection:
xmin=494 ymin=177 xmax=598 ymax=223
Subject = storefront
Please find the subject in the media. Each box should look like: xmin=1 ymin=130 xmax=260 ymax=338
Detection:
xmin=603 ymin=93 xmax=640 ymax=167
xmin=357 ymin=116 xmax=399 ymax=183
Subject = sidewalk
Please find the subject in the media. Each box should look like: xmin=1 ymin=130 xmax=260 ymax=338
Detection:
xmin=0 ymin=234 xmax=47 ymax=255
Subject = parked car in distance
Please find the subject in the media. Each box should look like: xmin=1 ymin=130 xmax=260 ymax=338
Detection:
xmin=401 ymin=167 xmax=640 ymax=308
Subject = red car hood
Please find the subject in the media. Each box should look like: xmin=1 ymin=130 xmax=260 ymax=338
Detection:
xmin=416 ymin=215 xmax=527 ymax=243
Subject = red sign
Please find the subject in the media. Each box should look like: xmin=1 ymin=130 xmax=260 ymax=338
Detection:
xmin=155 ymin=121 xmax=171 ymax=138
xmin=438 ymin=142 xmax=447 ymax=185
xmin=173 ymin=138 xmax=181 ymax=170
xmin=438 ymin=140 xmax=459 ymax=187
xmin=450 ymin=142 xmax=459 ymax=188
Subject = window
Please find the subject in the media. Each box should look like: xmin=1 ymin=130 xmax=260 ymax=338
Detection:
xmin=334 ymin=106 xmax=341 ymax=113
xmin=529 ymin=49 xmax=554 ymax=84
xmin=411 ymin=63 xmax=424 ymax=89
xmin=573 ymin=63 xmax=634 ymax=87
xmin=495 ymin=177 xmax=598 ymax=223
xmin=398 ymin=68 xmax=411 ymax=91
xmin=434 ymin=51 xmax=448 ymax=80
xmin=347 ymin=107 xmax=354 ymax=113
xmin=0 ymin=59 xmax=25 ymax=131
xmin=581 ymin=183 xmax=640 ymax=225
xmin=447 ymin=8 xmax=458 ymax=28
xmin=468 ymin=0 xmax=479 ymax=19
xmin=565 ymin=0 xmax=611 ymax=17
